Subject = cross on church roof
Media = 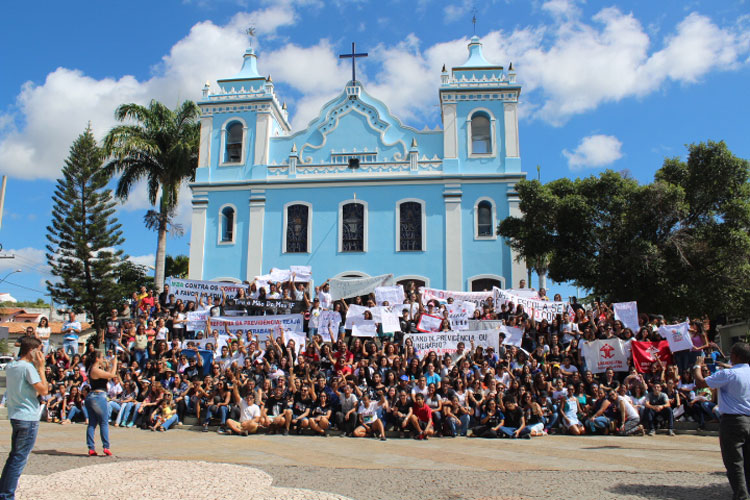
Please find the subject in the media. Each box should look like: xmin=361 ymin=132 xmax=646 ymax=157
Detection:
xmin=339 ymin=42 xmax=368 ymax=83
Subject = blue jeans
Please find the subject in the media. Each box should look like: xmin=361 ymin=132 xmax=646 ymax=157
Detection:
xmin=0 ymin=419 xmax=39 ymax=500
xmin=104 ymin=338 xmax=119 ymax=353
xmin=65 ymin=406 xmax=87 ymax=422
xmin=117 ymin=403 xmax=140 ymax=426
xmin=134 ymin=350 xmax=148 ymax=369
xmin=163 ymin=415 xmax=179 ymax=430
xmin=85 ymin=392 xmax=110 ymax=450
xmin=107 ymin=402 xmax=121 ymax=423
xmin=62 ymin=339 xmax=78 ymax=357
xmin=499 ymin=426 xmax=531 ymax=438
xmin=204 ymin=405 xmax=228 ymax=425
xmin=586 ymin=416 xmax=610 ymax=434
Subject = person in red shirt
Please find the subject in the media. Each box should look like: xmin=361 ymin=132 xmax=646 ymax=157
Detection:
xmin=333 ymin=340 xmax=354 ymax=379
xmin=411 ymin=393 xmax=434 ymax=440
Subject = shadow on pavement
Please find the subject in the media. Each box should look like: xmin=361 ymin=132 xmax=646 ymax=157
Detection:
xmin=608 ymin=482 xmax=731 ymax=500
xmin=33 ymin=449 xmax=91 ymax=457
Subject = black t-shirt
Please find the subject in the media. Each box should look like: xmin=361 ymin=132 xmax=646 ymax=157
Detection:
xmin=484 ymin=410 xmax=504 ymax=427
xmin=504 ymin=406 xmax=523 ymax=428
xmin=395 ymin=399 xmax=412 ymax=418
xmin=266 ymin=395 xmax=289 ymax=417
xmin=105 ymin=318 xmax=122 ymax=339
xmin=292 ymin=394 xmax=312 ymax=416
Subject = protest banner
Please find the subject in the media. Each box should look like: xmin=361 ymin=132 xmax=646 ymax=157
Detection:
xmin=285 ymin=331 xmax=307 ymax=357
xmin=406 ymin=330 xmax=500 ymax=359
xmin=225 ymin=298 xmax=306 ymax=315
xmin=374 ymin=285 xmax=405 ymax=306
xmin=186 ymin=310 xmax=209 ymax=331
xmin=166 ymin=277 xmax=248 ymax=302
xmin=468 ymin=320 xmax=503 ymax=331
xmin=417 ymin=314 xmax=443 ymax=332
xmin=381 ymin=309 xmax=401 ymax=333
xmin=446 ymin=301 xmax=475 ymax=331
xmin=344 ymin=304 xmax=368 ymax=329
xmin=329 ymin=274 xmax=393 ymax=300
xmin=499 ymin=325 xmax=523 ymax=347
xmin=493 ymin=287 xmax=572 ymax=323
xmin=506 ymin=288 xmax=540 ymax=299
xmin=343 ymin=304 xmax=399 ymax=331
xmin=351 ymin=318 xmax=378 ymax=337
xmin=420 ymin=287 xmax=493 ymax=307
xmin=658 ymin=322 xmax=694 ymax=352
xmin=581 ymin=338 xmax=630 ymax=373
xmin=318 ymin=310 xmax=342 ymax=342
xmin=207 ymin=314 xmax=303 ymax=341
xmin=632 ymin=340 xmax=672 ymax=373
xmin=256 ymin=266 xmax=312 ymax=283
xmin=613 ymin=301 xmax=640 ymax=333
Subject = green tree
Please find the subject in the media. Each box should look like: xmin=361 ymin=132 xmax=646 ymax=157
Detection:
xmin=45 ymin=126 xmax=125 ymax=329
xmin=165 ymin=254 xmax=190 ymax=279
xmin=115 ymin=260 xmax=154 ymax=299
xmin=103 ymin=99 xmax=200 ymax=293
xmin=498 ymin=141 xmax=750 ymax=319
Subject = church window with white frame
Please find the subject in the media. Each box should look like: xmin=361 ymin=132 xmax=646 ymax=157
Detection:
xmin=219 ymin=205 xmax=235 ymax=243
xmin=477 ymin=200 xmax=493 ymax=237
xmin=341 ymin=202 xmax=365 ymax=252
xmin=470 ymin=112 xmax=492 ymax=154
xmin=224 ymin=121 xmax=243 ymax=163
xmin=285 ymin=203 xmax=310 ymax=253
xmin=398 ymin=201 xmax=423 ymax=251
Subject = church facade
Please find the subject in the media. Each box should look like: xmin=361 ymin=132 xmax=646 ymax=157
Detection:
xmin=188 ymin=36 xmax=527 ymax=291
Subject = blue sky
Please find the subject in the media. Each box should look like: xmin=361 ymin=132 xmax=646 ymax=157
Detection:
xmin=0 ymin=0 xmax=749 ymax=302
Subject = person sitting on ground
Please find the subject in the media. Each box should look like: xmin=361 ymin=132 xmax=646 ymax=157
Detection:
xmin=226 ymin=387 xmax=262 ymax=436
xmin=643 ymin=382 xmax=675 ymax=436
xmin=353 ymin=393 xmax=387 ymax=441
xmin=411 ymin=393 xmax=435 ymax=440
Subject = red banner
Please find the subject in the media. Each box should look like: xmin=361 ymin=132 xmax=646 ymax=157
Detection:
xmin=631 ymin=340 xmax=672 ymax=373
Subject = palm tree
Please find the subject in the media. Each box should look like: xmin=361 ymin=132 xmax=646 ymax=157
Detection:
xmin=103 ymin=99 xmax=200 ymax=292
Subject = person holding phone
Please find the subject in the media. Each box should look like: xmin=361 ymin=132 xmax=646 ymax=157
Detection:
xmin=0 ymin=337 xmax=48 ymax=499
xmin=694 ymin=343 xmax=750 ymax=500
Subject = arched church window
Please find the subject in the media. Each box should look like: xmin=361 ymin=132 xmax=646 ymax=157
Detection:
xmin=399 ymin=201 xmax=423 ymax=251
xmin=220 ymin=206 xmax=235 ymax=243
xmin=225 ymin=122 xmax=243 ymax=163
xmin=471 ymin=277 xmax=501 ymax=291
xmin=286 ymin=204 xmax=309 ymax=253
xmin=477 ymin=200 xmax=493 ymax=237
xmin=470 ymin=113 xmax=491 ymax=154
xmin=341 ymin=202 xmax=364 ymax=252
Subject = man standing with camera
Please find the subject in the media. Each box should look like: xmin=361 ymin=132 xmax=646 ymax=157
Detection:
xmin=694 ymin=342 xmax=750 ymax=500
xmin=0 ymin=337 xmax=48 ymax=500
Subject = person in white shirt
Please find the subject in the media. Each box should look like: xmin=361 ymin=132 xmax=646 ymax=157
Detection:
xmin=226 ymin=388 xmax=262 ymax=435
xmin=316 ymin=280 xmax=332 ymax=310
xmin=35 ymin=317 xmax=51 ymax=354
xmin=155 ymin=319 xmax=170 ymax=341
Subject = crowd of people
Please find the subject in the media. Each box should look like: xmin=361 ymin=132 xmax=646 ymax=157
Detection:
xmin=22 ymin=278 xmax=726 ymax=445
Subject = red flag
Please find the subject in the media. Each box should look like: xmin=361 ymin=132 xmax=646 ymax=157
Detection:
xmin=631 ymin=340 xmax=672 ymax=373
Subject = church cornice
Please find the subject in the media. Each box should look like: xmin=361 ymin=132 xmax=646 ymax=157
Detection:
xmin=190 ymin=173 xmax=527 ymax=191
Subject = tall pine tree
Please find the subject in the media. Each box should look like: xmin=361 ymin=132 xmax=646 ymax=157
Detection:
xmin=46 ymin=126 xmax=124 ymax=330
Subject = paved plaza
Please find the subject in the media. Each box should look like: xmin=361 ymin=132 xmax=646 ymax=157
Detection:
xmin=0 ymin=420 xmax=733 ymax=500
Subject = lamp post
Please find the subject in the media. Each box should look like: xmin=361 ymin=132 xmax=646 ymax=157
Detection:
xmin=0 ymin=268 xmax=21 ymax=287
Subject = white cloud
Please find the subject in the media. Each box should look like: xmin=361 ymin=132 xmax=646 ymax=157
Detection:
xmin=563 ymin=134 xmax=623 ymax=169
xmin=128 ymin=254 xmax=156 ymax=269
xmin=0 ymin=247 xmax=49 ymax=275
xmin=0 ymin=9 xmax=295 ymax=181
xmin=1 ymin=5 xmax=748 ymax=189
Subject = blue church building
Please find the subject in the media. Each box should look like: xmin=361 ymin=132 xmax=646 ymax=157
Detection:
xmin=188 ymin=36 xmax=527 ymax=291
